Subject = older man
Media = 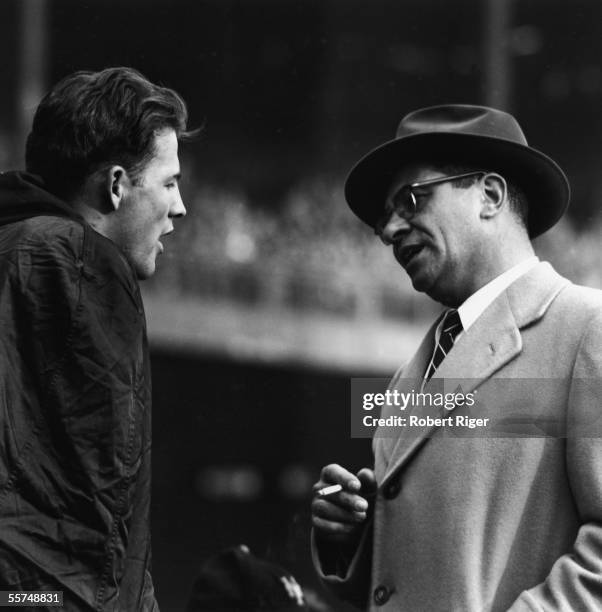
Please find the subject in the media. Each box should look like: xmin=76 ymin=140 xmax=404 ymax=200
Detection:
xmin=0 ymin=67 xmax=192 ymax=610
xmin=311 ymin=105 xmax=602 ymax=611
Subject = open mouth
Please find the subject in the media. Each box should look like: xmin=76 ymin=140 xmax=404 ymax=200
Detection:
xmin=158 ymin=229 xmax=173 ymax=255
xmin=397 ymin=244 xmax=424 ymax=267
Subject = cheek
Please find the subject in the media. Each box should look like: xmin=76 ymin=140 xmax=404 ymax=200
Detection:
xmin=155 ymin=197 xmax=170 ymax=219
xmin=152 ymin=196 xmax=172 ymax=225
xmin=127 ymin=216 xmax=158 ymax=256
xmin=428 ymin=231 xmax=463 ymax=275
xmin=144 ymin=197 xmax=168 ymax=230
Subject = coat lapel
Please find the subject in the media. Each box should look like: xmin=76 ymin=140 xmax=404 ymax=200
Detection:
xmin=375 ymin=316 xmax=442 ymax=476
xmin=380 ymin=262 xmax=570 ymax=487
xmin=432 ymin=291 xmax=521 ymax=383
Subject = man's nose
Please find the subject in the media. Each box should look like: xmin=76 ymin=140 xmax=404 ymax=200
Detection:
xmin=170 ymin=186 xmax=187 ymax=218
xmin=379 ymin=211 xmax=411 ymax=245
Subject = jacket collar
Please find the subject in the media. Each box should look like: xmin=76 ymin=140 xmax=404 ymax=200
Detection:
xmin=0 ymin=171 xmax=84 ymax=227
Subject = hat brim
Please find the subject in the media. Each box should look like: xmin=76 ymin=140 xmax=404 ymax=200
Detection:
xmin=344 ymin=132 xmax=570 ymax=238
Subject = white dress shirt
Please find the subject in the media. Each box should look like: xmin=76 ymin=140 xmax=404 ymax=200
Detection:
xmin=424 ymin=256 xmax=540 ymax=380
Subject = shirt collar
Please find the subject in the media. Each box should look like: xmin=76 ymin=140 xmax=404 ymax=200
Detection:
xmin=458 ymin=256 xmax=540 ymax=332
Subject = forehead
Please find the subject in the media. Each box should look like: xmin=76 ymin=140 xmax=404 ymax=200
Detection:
xmin=143 ymin=128 xmax=180 ymax=172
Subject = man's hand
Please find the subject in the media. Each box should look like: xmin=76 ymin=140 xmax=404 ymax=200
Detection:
xmin=311 ymin=464 xmax=376 ymax=545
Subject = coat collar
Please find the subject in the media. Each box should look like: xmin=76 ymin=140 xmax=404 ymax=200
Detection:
xmin=379 ymin=262 xmax=570 ymax=486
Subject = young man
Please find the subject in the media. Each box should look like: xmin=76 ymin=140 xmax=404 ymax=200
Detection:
xmin=0 ymin=67 xmax=192 ymax=610
xmin=311 ymin=105 xmax=602 ymax=610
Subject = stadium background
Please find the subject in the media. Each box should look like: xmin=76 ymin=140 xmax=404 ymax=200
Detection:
xmin=1 ymin=1 xmax=601 ymax=608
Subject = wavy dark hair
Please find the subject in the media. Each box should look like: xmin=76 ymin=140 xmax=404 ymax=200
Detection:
xmin=26 ymin=66 xmax=197 ymax=198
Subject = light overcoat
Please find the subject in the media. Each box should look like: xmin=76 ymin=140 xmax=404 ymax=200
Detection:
xmin=314 ymin=262 xmax=602 ymax=611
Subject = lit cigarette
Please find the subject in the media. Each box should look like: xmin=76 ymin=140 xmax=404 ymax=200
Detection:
xmin=317 ymin=484 xmax=343 ymax=497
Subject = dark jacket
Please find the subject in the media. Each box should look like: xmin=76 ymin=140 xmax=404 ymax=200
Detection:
xmin=0 ymin=172 xmax=158 ymax=611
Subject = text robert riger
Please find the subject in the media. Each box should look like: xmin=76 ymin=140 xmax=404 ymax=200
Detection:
xmin=363 ymin=415 xmax=490 ymax=429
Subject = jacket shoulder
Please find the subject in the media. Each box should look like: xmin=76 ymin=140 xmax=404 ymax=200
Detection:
xmin=5 ymin=215 xmax=136 ymax=282
xmin=552 ymin=282 xmax=602 ymax=320
xmin=2 ymin=215 xmax=85 ymax=258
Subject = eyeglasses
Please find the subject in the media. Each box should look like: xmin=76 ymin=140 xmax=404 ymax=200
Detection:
xmin=375 ymin=170 xmax=486 ymax=238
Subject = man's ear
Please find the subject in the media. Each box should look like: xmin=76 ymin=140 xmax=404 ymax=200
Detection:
xmin=480 ymin=173 xmax=507 ymax=220
xmin=105 ymin=166 xmax=128 ymax=211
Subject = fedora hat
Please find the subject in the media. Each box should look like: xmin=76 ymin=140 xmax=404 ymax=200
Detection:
xmin=344 ymin=104 xmax=570 ymax=238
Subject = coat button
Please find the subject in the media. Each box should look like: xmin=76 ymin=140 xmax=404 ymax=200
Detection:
xmin=373 ymin=585 xmax=391 ymax=605
xmin=383 ymin=477 xmax=401 ymax=499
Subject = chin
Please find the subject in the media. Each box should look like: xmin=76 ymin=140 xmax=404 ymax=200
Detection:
xmin=134 ymin=261 xmax=156 ymax=280
xmin=408 ymin=269 xmax=432 ymax=295
xmin=409 ymin=273 xmax=450 ymax=306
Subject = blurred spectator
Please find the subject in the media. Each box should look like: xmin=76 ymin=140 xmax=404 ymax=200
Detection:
xmin=186 ymin=544 xmax=309 ymax=611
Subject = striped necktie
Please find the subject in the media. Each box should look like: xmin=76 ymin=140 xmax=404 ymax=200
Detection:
xmin=425 ymin=309 xmax=463 ymax=381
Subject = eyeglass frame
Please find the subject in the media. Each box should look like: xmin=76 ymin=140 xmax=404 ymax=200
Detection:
xmin=375 ymin=170 xmax=487 ymax=238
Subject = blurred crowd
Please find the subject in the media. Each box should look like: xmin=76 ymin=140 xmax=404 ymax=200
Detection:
xmin=149 ymin=170 xmax=602 ymax=326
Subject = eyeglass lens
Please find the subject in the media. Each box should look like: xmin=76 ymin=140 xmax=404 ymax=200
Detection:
xmin=394 ymin=186 xmax=416 ymax=218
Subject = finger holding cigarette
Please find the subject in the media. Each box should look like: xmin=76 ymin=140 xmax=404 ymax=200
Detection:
xmin=311 ymin=464 xmax=377 ymax=542
xmin=315 ymin=463 xmax=361 ymax=495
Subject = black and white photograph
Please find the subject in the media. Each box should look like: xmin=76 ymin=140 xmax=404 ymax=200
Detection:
xmin=0 ymin=1 xmax=601 ymax=610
